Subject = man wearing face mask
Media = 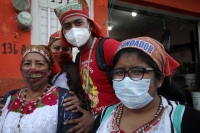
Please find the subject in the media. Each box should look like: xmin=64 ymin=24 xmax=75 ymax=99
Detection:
xmin=54 ymin=0 xmax=120 ymax=132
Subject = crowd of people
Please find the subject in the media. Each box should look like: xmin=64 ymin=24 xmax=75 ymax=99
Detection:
xmin=0 ymin=0 xmax=200 ymax=133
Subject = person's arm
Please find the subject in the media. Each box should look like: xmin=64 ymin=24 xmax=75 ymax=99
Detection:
xmin=181 ymin=106 xmax=200 ymax=133
xmin=64 ymin=105 xmax=95 ymax=133
xmin=63 ymin=91 xmax=83 ymax=112
xmin=103 ymin=39 xmax=120 ymax=66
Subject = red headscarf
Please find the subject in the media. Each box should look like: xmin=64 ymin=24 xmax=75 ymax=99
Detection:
xmin=48 ymin=30 xmax=72 ymax=48
xmin=20 ymin=45 xmax=51 ymax=69
xmin=116 ymin=37 xmax=180 ymax=77
xmin=48 ymin=31 xmax=73 ymax=77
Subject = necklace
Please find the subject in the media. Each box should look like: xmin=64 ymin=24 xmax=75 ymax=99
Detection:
xmin=114 ymin=98 xmax=164 ymax=133
xmin=15 ymin=84 xmax=51 ymax=133
xmin=79 ymin=37 xmax=97 ymax=94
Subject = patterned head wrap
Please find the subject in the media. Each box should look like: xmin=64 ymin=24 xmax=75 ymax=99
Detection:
xmin=22 ymin=45 xmax=51 ymax=66
xmin=54 ymin=0 xmax=101 ymax=36
xmin=116 ymin=37 xmax=180 ymax=77
xmin=48 ymin=31 xmax=74 ymax=78
xmin=48 ymin=30 xmax=72 ymax=48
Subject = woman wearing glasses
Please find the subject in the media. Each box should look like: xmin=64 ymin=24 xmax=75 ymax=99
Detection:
xmin=92 ymin=37 xmax=200 ymax=133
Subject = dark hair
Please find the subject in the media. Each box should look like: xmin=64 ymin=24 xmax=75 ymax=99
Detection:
xmin=112 ymin=48 xmax=186 ymax=104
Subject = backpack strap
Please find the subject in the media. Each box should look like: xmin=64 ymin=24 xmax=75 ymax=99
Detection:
xmin=96 ymin=37 xmax=110 ymax=71
xmin=75 ymin=37 xmax=113 ymax=85
xmin=75 ymin=51 xmax=81 ymax=66
xmin=95 ymin=37 xmax=113 ymax=85
xmin=172 ymin=104 xmax=185 ymax=133
xmin=100 ymin=104 xmax=118 ymax=124
xmin=75 ymin=37 xmax=110 ymax=71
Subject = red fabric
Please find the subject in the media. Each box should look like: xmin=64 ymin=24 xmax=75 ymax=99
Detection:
xmin=7 ymin=87 xmax=59 ymax=114
xmin=164 ymin=53 xmax=180 ymax=77
xmin=59 ymin=8 xmax=89 ymax=24
xmin=48 ymin=30 xmax=72 ymax=48
xmin=117 ymin=37 xmax=180 ymax=77
xmin=51 ymin=51 xmax=70 ymax=68
xmin=50 ymin=59 xmax=62 ymax=78
xmin=79 ymin=38 xmax=120 ymax=114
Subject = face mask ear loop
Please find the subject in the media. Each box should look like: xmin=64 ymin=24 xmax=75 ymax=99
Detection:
xmin=151 ymin=89 xmax=157 ymax=97
xmin=150 ymin=77 xmax=158 ymax=98
xmin=151 ymin=77 xmax=157 ymax=82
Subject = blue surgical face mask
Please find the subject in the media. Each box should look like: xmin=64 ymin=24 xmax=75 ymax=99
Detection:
xmin=113 ymin=77 xmax=156 ymax=109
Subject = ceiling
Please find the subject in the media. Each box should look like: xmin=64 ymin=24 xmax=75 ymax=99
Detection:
xmin=109 ymin=8 xmax=173 ymax=34
xmin=107 ymin=0 xmax=200 ymax=40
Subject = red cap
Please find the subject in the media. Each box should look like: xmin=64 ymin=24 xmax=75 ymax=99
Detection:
xmin=54 ymin=0 xmax=101 ymax=36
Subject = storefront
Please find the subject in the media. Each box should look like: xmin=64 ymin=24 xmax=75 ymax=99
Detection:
xmin=107 ymin=0 xmax=200 ymax=108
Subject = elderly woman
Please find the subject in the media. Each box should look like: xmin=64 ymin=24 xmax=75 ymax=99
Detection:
xmin=0 ymin=45 xmax=82 ymax=133
xmin=92 ymin=37 xmax=200 ymax=133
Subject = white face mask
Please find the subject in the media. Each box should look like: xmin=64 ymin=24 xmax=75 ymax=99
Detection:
xmin=113 ymin=77 xmax=156 ymax=109
xmin=64 ymin=24 xmax=91 ymax=47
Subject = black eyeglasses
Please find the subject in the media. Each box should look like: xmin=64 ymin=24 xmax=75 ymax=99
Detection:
xmin=112 ymin=67 xmax=154 ymax=81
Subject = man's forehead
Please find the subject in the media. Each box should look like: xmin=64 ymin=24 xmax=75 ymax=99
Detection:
xmin=62 ymin=16 xmax=87 ymax=24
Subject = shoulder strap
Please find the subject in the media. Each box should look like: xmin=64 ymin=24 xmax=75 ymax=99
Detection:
xmin=100 ymin=104 xmax=117 ymax=124
xmin=96 ymin=37 xmax=110 ymax=71
xmin=75 ymin=51 xmax=81 ymax=66
xmin=172 ymin=104 xmax=185 ymax=133
xmin=2 ymin=89 xmax=20 ymax=104
xmin=51 ymin=71 xmax=63 ymax=85
xmin=96 ymin=37 xmax=113 ymax=85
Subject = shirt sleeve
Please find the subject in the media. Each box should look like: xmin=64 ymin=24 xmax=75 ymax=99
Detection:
xmin=103 ymin=39 xmax=121 ymax=67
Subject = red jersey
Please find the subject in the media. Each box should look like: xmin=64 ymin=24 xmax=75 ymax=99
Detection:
xmin=79 ymin=38 xmax=120 ymax=114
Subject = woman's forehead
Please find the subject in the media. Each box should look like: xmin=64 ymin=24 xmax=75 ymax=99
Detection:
xmin=23 ymin=53 xmax=46 ymax=61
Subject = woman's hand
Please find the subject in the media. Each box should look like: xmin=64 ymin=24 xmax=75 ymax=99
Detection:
xmin=64 ymin=105 xmax=95 ymax=133
xmin=0 ymin=97 xmax=4 ymax=116
xmin=63 ymin=91 xmax=82 ymax=113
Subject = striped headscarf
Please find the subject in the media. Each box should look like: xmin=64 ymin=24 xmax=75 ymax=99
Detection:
xmin=116 ymin=37 xmax=180 ymax=77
